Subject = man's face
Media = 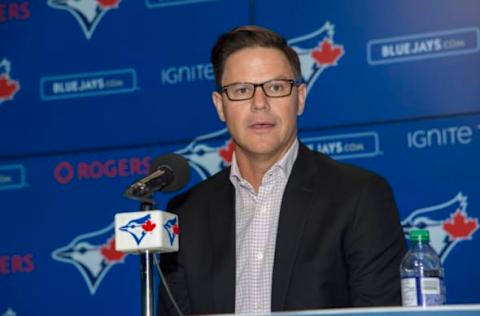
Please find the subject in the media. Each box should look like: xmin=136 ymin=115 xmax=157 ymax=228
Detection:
xmin=212 ymin=47 xmax=306 ymax=162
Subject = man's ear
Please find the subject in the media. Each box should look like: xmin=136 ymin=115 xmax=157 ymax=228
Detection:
xmin=212 ymin=91 xmax=226 ymax=122
xmin=296 ymin=83 xmax=307 ymax=116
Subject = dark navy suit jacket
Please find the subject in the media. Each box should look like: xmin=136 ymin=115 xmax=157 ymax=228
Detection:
xmin=159 ymin=143 xmax=406 ymax=315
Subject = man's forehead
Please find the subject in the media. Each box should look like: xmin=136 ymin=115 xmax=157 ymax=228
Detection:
xmin=221 ymin=47 xmax=294 ymax=83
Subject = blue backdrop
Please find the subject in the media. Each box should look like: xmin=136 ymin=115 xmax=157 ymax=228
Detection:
xmin=1 ymin=0 xmax=479 ymax=315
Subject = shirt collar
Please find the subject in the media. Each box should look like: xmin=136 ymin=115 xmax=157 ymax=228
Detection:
xmin=230 ymin=139 xmax=299 ymax=186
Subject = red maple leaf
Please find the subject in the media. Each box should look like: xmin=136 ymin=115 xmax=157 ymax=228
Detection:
xmin=311 ymin=39 xmax=344 ymax=66
xmin=172 ymin=224 xmax=180 ymax=235
xmin=142 ymin=220 xmax=156 ymax=232
xmin=100 ymin=238 xmax=127 ymax=262
xmin=0 ymin=75 xmax=19 ymax=100
xmin=443 ymin=210 xmax=478 ymax=240
xmin=219 ymin=140 xmax=234 ymax=164
xmin=97 ymin=0 xmax=120 ymax=9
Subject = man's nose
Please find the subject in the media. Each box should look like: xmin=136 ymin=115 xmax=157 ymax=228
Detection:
xmin=251 ymin=86 xmax=269 ymax=111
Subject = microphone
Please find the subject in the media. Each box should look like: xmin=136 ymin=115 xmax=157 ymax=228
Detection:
xmin=124 ymin=153 xmax=190 ymax=198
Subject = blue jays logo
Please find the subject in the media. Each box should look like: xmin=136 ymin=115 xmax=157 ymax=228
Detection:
xmin=176 ymin=128 xmax=232 ymax=180
xmin=0 ymin=59 xmax=20 ymax=106
xmin=288 ymin=21 xmax=344 ymax=94
xmin=51 ymin=223 xmax=127 ymax=294
xmin=119 ymin=214 xmax=157 ymax=245
xmin=48 ymin=0 xmax=121 ymax=39
xmin=163 ymin=217 xmax=180 ymax=246
xmin=402 ymin=192 xmax=478 ymax=262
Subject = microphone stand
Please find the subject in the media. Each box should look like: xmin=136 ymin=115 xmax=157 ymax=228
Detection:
xmin=140 ymin=198 xmax=155 ymax=316
xmin=122 ymin=153 xmax=190 ymax=316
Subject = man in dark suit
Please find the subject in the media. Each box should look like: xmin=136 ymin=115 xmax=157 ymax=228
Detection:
xmin=159 ymin=25 xmax=406 ymax=315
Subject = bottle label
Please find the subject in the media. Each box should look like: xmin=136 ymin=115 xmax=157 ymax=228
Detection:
xmin=401 ymin=277 xmax=445 ymax=306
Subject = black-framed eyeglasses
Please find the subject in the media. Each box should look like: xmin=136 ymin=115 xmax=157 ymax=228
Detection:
xmin=219 ymin=79 xmax=302 ymax=101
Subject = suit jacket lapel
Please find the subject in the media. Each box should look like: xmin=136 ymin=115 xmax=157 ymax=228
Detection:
xmin=271 ymin=144 xmax=318 ymax=311
xmin=208 ymin=171 xmax=236 ymax=313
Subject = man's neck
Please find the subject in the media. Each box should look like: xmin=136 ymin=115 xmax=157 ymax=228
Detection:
xmin=234 ymin=139 xmax=297 ymax=192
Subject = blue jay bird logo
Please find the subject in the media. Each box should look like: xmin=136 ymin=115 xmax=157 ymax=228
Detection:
xmin=48 ymin=0 xmax=121 ymax=39
xmin=288 ymin=21 xmax=344 ymax=94
xmin=175 ymin=128 xmax=231 ymax=180
xmin=119 ymin=214 xmax=157 ymax=246
xmin=163 ymin=217 xmax=180 ymax=246
xmin=51 ymin=223 xmax=127 ymax=294
xmin=402 ymin=192 xmax=478 ymax=262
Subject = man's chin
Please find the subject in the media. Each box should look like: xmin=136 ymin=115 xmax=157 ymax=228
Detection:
xmin=237 ymin=143 xmax=287 ymax=160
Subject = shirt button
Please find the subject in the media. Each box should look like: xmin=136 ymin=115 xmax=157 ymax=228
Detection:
xmin=256 ymin=252 xmax=264 ymax=260
xmin=259 ymin=205 xmax=267 ymax=214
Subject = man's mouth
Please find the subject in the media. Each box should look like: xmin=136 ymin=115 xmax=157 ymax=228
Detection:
xmin=250 ymin=122 xmax=275 ymax=129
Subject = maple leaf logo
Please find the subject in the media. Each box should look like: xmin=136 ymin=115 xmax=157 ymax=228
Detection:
xmin=163 ymin=217 xmax=179 ymax=246
xmin=0 ymin=75 xmax=19 ymax=100
xmin=443 ymin=210 xmax=479 ymax=240
xmin=0 ymin=59 xmax=20 ymax=103
xmin=172 ymin=224 xmax=180 ymax=235
xmin=97 ymin=0 xmax=121 ymax=9
xmin=142 ymin=220 xmax=156 ymax=232
xmin=219 ymin=140 xmax=234 ymax=164
xmin=312 ymin=39 xmax=344 ymax=66
xmin=100 ymin=237 xmax=127 ymax=262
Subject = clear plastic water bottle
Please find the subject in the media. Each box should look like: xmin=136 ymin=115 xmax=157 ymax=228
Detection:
xmin=400 ymin=229 xmax=446 ymax=307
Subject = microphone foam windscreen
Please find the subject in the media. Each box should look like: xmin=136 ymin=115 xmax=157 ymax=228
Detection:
xmin=149 ymin=153 xmax=191 ymax=192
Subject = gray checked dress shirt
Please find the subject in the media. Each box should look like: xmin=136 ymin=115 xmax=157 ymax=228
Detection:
xmin=230 ymin=140 xmax=299 ymax=314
